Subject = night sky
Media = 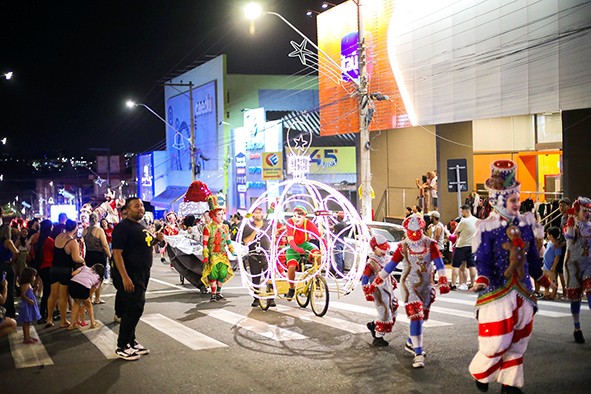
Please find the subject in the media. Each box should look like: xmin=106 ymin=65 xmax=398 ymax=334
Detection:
xmin=1 ymin=0 xmax=344 ymax=159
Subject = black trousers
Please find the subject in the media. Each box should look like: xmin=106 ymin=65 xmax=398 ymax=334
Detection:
xmin=112 ymin=269 xmax=149 ymax=349
xmin=0 ymin=261 xmax=16 ymax=318
xmin=39 ymin=267 xmax=51 ymax=319
xmin=247 ymin=253 xmax=268 ymax=288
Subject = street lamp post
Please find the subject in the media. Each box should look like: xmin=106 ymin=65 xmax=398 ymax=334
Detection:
xmin=126 ymin=95 xmax=197 ymax=181
xmin=244 ymin=2 xmax=373 ymax=220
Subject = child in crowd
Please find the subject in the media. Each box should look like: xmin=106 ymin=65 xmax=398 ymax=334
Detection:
xmin=17 ymin=267 xmax=41 ymax=344
xmin=543 ymin=227 xmax=562 ymax=300
xmin=361 ymin=235 xmax=398 ymax=347
xmin=68 ymin=263 xmax=105 ymax=330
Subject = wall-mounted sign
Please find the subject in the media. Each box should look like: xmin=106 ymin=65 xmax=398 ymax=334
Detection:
xmin=262 ymin=152 xmax=283 ymax=181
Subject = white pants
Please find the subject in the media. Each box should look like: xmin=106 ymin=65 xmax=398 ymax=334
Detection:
xmin=469 ymin=291 xmax=534 ymax=388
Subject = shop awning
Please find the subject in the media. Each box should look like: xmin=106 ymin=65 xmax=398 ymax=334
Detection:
xmin=150 ymin=187 xmax=186 ymax=211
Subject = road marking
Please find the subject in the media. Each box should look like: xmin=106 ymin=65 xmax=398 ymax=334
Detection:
xmin=141 ymin=313 xmax=227 ymax=350
xmin=271 ymin=304 xmax=368 ymax=333
xmin=79 ymin=320 xmax=118 ymax=359
xmin=148 ymin=277 xmax=243 ymax=292
xmin=8 ymin=326 xmax=54 ymax=368
xmin=437 ymin=297 xmax=571 ymax=317
xmin=430 ymin=306 xmax=474 ymax=319
xmin=330 ymin=302 xmax=452 ymax=327
xmin=200 ymin=309 xmax=308 ymax=341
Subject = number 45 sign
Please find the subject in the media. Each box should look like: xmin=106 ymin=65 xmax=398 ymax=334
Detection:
xmin=308 ymin=147 xmax=356 ymax=174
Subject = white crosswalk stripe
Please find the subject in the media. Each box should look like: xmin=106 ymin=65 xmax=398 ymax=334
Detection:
xmin=8 ymin=326 xmax=54 ymax=369
xmin=436 ymin=296 xmax=571 ymax=317
xmin=79 ymin=320 xmax=119 ymax=359
xmin=330 ymin=301 xmax=453 ymax=327
xmin=200 ymin=309 xmax=308 ymax=341
xmin=141 ymin=313 xmax=227 ymax=350
xmin=271 ymin=304 xmax=369 ymax=333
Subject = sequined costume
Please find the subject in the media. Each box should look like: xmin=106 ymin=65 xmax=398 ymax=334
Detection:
xmin=469 ymin=160 xmax=551 ymax=392
xmin=370 ymin=215 xmax=449 ymax=368
xmin=361 ymin=237 xmax=398 ymax=345
xmin=564 ymin=212 xmax=591 ymax=301
xmin=563 ymin=196 xmax=591 ymax=345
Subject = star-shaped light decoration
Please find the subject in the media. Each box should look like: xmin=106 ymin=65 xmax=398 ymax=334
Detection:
xmin=95 ymin=176 xmax=105 ymax=187
xmin=288 ymin=39 xmax=315 ymax=66
xmin=292 ymin=134 xmax=310 ymax=151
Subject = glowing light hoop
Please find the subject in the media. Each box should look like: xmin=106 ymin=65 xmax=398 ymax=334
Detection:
xmin=236 ymin=179 xmax=370 ymax=299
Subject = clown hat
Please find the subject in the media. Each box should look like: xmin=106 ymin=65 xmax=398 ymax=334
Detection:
xmin=184 ymin=181 xmax=212 ymax=203
xmin=485 ymin=160 xmax=521 ymax=207
xmin=403 ymin=214 xmax=426 ymax=232
xmin=207 ymin=195 xmax=224 ymax=212
xmin=370 ymin=234 xmax=390 ymax=251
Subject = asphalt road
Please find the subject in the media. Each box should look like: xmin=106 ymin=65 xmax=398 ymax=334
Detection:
xmin=1 ymin=258 xmax=590 ymax=394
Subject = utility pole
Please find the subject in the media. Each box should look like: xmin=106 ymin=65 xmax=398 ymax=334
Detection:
xmin=357 ymin=0 xmax=372 ymax=221
xmin=165 ymin=82 xmax=196 ymax=181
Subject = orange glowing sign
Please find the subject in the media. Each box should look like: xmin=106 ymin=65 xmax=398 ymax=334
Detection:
xmin=317 ymin=0 xmax=412 ymax=136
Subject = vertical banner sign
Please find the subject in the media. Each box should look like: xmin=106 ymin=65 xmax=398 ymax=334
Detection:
xmin=262 ymin=152 xmax=283 ymax=180
xmin=166 ymin=81 xmax=218 ymax=172
xmin=235 ymin=152 xmax=247 ymax=210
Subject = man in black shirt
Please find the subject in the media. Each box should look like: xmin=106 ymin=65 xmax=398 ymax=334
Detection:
xmin=242 ymin=207 xmax=275 ymax=307
xmin=112 ymin=197 xmax=163 ymax=361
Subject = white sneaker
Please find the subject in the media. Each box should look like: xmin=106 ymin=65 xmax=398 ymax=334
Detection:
xmin=413 ymin=354 xmax=425 ymax=368
xmin=116 ymin=346 xmax=140 ymax=361
xmin=113 ymin=315 xmax=121 ymax=324
xmin=458 ymin=284 xmax=469 ymax=291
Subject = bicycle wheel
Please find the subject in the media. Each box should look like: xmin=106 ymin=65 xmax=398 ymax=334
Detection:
xmin=295 ymin=285 xmax=310 ymax=308
xmin=310 ymin=276 xmax=329 ymax=317
xmin=259 ymin=297 xmax=270 ymax=311
xmin=259 ymin=283 xmax=272 ymax=311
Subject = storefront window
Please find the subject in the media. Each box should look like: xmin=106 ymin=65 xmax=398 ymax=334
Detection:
xmin=536 ymin=113 xmax=562 ymax=143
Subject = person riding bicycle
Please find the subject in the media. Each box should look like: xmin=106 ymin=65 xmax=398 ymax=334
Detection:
xmin=285 ymin=206 xmax=324 ymax=300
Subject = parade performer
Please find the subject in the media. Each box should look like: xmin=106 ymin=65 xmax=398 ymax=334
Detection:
xmin=201 ymin=195 xmax=235 ymax=301
xmin=100 ymin=188 xmax=123 ymax=224
xmin=361 ymin=235 xmax=398 ymax=347
xmin=369 ymin=214 xmax=450 ymax=368
xmin=284 ymin=206 xmax=324 ymax=300
xmin=160 ymin=212 xmax=179 ymax=265
xmin=469 ymin=160 xmax=553 ymax=394
xmin=563 ymin=196 xmax=591 ymax=344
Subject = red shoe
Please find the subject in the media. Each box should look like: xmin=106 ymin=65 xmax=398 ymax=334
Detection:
xmin=78 ymin=320 xmax=89 ymax=327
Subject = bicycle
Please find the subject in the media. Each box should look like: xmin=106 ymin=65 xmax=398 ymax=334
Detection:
xmin=258 ymin=250 xmax=330 ymax=317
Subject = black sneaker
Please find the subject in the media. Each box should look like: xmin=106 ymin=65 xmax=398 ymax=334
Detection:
xmin=269 ymin=299 xmax=277 ymax=307
xmin=367 ymin=322 xmax=376 ymax=338
xmin=475 ymin=380 xmax=489 ymax=392
xmin=251 ymin=298 xmax=259 ymax=307
xmin=116 ymin=346 xmax=140 ymax=361
xmin=210 ymin=294 xmax=217 ymax=302
xmin=131 ymin=341 xmax=150 ymax=355
xmin=286 ymin=288 xmax=295 ymax=300
xmin=574 ymin=329 xmax=585 ymax=344
xmin=215 ymin=293 xmax=225 ymax=301
xmin=373 ymin=337 xmax=389 ymax=347
xmin=501 ymin=385 xmax=523 ymax=394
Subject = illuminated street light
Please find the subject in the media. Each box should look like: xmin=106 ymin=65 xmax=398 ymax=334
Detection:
xmin=2 ymin=72 xmax=13 ymax=80
xmin=1 ymin=137 xmax=6 ymax=145
xmin=243 ymin=2 xmax=373 ymax=220
xmin=321 ymin=2 xmax=336 ymax=9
